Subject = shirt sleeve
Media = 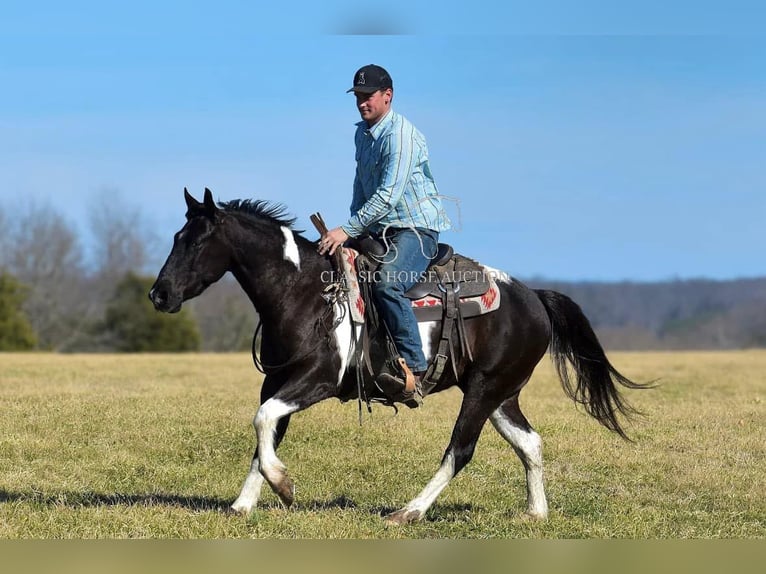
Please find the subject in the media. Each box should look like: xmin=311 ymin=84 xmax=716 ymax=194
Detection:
xmin=343 ymin=123 xmax=417 ymax=237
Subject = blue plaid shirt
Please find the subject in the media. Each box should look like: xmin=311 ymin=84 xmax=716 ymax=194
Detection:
xmin=342 ymin=110 xmax=451 ymax=238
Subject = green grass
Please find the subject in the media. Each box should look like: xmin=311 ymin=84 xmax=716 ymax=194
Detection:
xmin=0 ymin=351 xmax=763 ymax=538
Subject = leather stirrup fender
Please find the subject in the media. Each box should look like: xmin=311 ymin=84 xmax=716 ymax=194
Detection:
xmin=396 ymin=357 xmax=417 ymax=394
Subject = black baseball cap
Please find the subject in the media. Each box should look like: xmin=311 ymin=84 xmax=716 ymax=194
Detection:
xmin=346 ymin=64 xmax=393 ymax=94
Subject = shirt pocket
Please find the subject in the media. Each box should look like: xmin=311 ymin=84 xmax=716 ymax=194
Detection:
xmin=371 ymin=140 xmax=385 ymax=176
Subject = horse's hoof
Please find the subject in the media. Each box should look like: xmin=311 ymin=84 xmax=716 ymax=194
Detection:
xmin=384 ymin=508 xmax=422 ymax=526
xmin=229 ymin=503 xmax=253 ymax=516
xmin=275 ymin=477 xmax=296 ymax=508
xmin=521 ymin=510 xmax=547 ymax=521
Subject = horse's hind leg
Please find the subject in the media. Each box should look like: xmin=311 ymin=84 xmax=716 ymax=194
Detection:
xmin=489 ymin=395 xmax=548 ymax=520
xmin=231 ymin=414 xmax=291 ymax=514
xmin=385 ymin=387 xmax=499 ymax=525
xmin=384 ymin=452 xmax=457 ymax=526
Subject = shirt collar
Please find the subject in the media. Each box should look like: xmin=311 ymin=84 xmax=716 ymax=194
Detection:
xmin=356 ymin=109 xmax=395 ymax=140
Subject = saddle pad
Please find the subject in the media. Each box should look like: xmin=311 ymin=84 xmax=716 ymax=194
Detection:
xmin=340 ymin=248 xmax=501 ymax=325
xmin=411 ymin=284 xmax=501 ymax=322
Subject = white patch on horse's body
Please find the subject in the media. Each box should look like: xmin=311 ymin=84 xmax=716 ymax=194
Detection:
xmin=280 ymin=226 xmax=301 ymax=270
xmin=489 ymin=409 xmax=548 ymax=519
xmin=333 ymin=304 xmax=360 ymax=385
xmin=418 ymin=321 xmax=438 ymax=362
xmin=481 ymin=264 xmax=511 ymax=285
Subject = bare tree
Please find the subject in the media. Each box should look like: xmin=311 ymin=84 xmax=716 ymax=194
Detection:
xmin=5 ymin=201 xmax=88 ymax=350
xmin=188 ymin=275 xmax=258 ymax=351
xmin=87 ymin=188 xmax=158 ymax=280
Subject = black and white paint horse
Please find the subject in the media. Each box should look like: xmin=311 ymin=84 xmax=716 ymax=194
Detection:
xmin=149 ymin=189 xmax=647 ymax=525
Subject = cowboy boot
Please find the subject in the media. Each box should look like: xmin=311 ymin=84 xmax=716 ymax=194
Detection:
xmin=376 ymin=357 xmax=423 ymax=409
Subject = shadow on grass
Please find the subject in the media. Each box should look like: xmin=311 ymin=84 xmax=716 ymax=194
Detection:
xmin=0 ymin=489 xmax=359 ymax=514
xmin=1 ymin=489 xmax=479 ymax=522
xmin=373 ymin=502 xmax=478 ymax=521
xmin=0 ymin=488 xmax=233 ymax=512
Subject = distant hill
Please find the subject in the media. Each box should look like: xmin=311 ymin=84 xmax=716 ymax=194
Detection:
xmin=524 ymin=277 xmax=766 ymax=350
xmin=190 ymin=275 xmax=766 ymax=352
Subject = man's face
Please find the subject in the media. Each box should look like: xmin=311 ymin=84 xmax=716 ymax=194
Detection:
xmin=354 ymin=88 xmax=392 ymax=126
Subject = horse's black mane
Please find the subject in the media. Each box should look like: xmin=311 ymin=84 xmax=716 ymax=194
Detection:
xmin=218 ymin=199 xmax=298 ymax=230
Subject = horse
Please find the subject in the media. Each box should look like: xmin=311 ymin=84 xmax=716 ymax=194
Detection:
xmin=149 ymin=188 xmax=648 ymax=525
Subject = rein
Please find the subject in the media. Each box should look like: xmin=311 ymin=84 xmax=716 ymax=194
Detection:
xmin=251 ymin=292 xmax=345 ymax=375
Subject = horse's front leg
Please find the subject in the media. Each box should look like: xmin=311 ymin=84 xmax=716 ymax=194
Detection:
xmin=253 ymin=397 xmax=300 ymax=506
xmin=231 ymin=414 xmax=291 ymax=514
xmin=232 ymin=376 xmax=341 ymax=513
xmin=232 ymin=311 xmax=352 ymax=514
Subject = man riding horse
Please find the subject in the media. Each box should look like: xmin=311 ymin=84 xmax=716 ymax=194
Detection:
xmin=318 ymin=64 xmax=452 ymax=407
xmin=148 ymin=65 xmax=649 ymax=524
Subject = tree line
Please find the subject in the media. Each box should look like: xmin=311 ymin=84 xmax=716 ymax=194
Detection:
xmin=0 ymin=197 xmax=256 ymax=352
xmin=528 ymin=277 xmax=766 ymax=350
xmin=1 ymin=197 xmax=764 ymax=352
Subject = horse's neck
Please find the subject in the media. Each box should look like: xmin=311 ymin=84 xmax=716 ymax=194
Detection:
xmin=226 ymin=224 xmax=326 ymax=322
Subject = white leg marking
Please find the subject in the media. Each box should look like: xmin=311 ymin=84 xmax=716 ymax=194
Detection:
xmin=253 ymin=398 xmax=298 ymax=489
xmin=281 ymin=226 xmax=301 ymax=270
xmin=231 ymin=456 xmax=265 ymax=514
xmin=418 ymin=321 xmax=438 ymax=363
xmin=489 ymin=409 xmax=548 ymax=519
xmin=399 ymin=452 xmax=455 ymax=519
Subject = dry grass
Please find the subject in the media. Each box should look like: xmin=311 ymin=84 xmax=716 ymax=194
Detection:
xmin=0 ymin=351 xmax=763 ymax=538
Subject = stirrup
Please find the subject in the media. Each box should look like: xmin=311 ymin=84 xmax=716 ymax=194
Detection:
xmin=376 ymin=372 xmax=422 ymax=409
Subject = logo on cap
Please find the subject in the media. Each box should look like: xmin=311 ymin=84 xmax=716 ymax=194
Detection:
xmin=347 ymin=64 xmax=393 ymax=93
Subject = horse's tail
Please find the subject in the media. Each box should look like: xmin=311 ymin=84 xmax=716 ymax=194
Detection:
xmin=534 ymin=289 xmax=650 ymax=440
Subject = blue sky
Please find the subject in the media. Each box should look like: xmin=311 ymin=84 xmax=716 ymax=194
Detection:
xmin=1 ymin=2 xmax=764 ymax=281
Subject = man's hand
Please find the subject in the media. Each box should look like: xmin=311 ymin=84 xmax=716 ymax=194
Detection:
xmin=318 ymin=227 xmax=349 ymax=256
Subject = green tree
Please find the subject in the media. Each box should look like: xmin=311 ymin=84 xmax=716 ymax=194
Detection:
xmin=0 ymin=273 xmax=37 ymax=350
xmin=102 ymin=272 xmax=200 ymax=352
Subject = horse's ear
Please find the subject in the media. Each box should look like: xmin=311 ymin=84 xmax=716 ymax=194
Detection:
xmin=203 ymin=187 xmax=219 ymax=217
xmin=184 ymin=187 xmax=201 ymax=210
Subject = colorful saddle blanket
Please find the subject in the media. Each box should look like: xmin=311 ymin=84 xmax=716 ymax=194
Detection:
xmin=340 ymin=248 xmax=501 ymax=324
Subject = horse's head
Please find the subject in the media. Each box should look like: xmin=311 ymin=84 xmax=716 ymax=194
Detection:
xmin=149 ymin=188 xmax=232 ymax=313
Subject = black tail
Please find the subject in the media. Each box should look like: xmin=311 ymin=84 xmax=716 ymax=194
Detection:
xmin=535 ymin=289 xmax=650 ymax=440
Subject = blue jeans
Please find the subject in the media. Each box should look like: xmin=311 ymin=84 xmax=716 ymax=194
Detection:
xmin=371 ymin=228 xmax=439 ymax=373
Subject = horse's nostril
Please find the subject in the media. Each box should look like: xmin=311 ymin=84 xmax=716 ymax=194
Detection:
xmin=149 ymin=288 xmax=167 ymax=307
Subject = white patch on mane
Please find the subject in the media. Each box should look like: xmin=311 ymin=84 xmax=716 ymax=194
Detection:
xmin=280 ymin=226 xmax=301 ymax=270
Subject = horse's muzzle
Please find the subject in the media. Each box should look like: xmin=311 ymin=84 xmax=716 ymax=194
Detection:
xmin=148 ymin=286 xmax=181 ymax=313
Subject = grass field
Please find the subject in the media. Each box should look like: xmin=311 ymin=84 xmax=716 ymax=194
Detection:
xmin=0 ymin=351 xmax=763 ymax=538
